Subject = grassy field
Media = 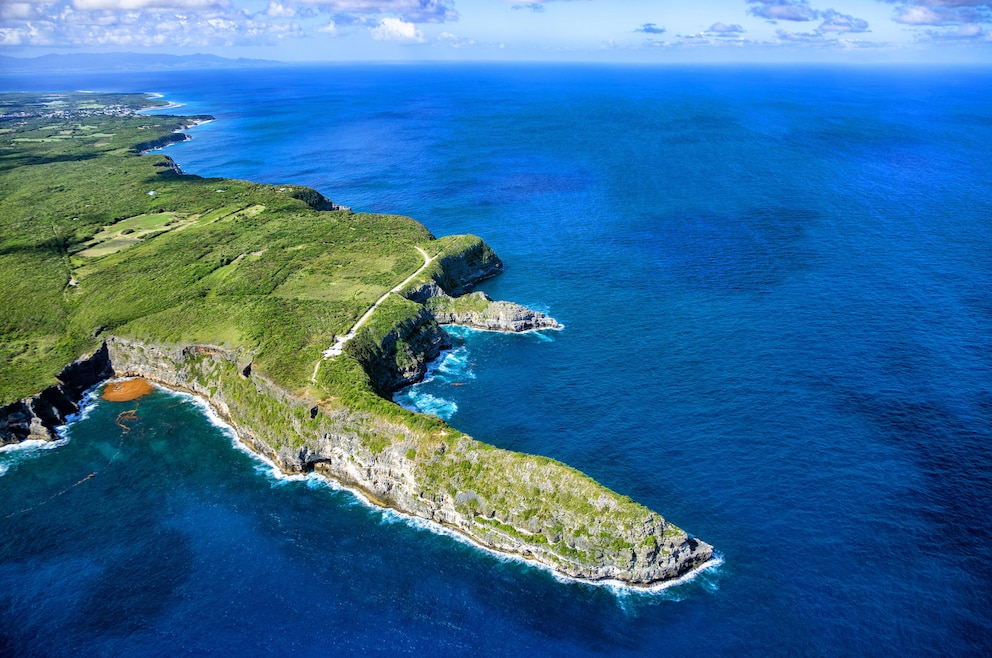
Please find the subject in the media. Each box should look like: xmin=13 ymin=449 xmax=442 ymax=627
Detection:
xmin=0 ymin=92 xmax=434 ymax=402
xmin=1 ymin=92 xmax=707 ymax=582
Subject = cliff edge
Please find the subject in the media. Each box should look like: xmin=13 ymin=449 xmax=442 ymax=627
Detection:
xmin=0 ymin=92 xmax=714 ymax=588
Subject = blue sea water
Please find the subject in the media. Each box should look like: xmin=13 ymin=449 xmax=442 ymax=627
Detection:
xmin=2 ymin=65 xmax=991 ymax=655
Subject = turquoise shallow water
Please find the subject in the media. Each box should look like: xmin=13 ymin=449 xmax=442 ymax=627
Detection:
xmin=2 ymin=65 xmax=991 ymax=655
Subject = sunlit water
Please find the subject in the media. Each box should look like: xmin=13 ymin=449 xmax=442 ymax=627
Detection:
xmin=2 ymin=65 xmax=990 ymax=655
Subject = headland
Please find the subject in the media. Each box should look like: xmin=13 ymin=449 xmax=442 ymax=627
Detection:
xmin=0 ymin=92 xmax=713 ymax=587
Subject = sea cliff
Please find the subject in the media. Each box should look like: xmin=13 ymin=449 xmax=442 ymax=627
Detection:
xmin=105 ymin=334 xmax=715 ymax=585
xmin=0 ymin=91 xmax=713 ymax=588
xmin=0 ymin=238 xmax=713 ymax=586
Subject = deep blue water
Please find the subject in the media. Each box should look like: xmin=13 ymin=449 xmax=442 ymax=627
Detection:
xmin=2 ymin=65 xmax=991 ymax=655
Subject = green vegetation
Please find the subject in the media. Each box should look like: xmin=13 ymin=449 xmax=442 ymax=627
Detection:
xmin=0 ymin=93 xmax=433 ymax=401
xmin=1 ymin=92 xmax=706 ymax=583
xmin=0 ymin=91 xmax=170 ymax=116
xmin=424 ymin=291 xmax=492 ymax=316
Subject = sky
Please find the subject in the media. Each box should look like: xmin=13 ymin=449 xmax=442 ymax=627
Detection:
xmin=1 ymin=0 xmax=991 ymax=63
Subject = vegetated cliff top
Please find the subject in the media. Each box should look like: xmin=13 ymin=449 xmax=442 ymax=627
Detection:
xmin=0 ymin=92 xmax=713 ymax=585
xmin=0 ymin=91 xmax=439 ymax=404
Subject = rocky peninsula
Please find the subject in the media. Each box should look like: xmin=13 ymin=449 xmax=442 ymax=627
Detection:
xmin=0 ymin=92 xmax=714 ymax=587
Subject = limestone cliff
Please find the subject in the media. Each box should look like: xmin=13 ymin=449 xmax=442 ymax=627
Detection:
xmin=0 ymin=344 xmax=114 ymax=446
xmin=426 ymin=292 xmax=561 ymax=332
xmin=0 ymin=235 xmax=713 ymax=587
xmin=101 ymin=337 xmax=713 ymax=585
xmin=345 ymin=295 xmax=453 ymax=397
xmin=399 ymin=235 xmax=561 ymax=333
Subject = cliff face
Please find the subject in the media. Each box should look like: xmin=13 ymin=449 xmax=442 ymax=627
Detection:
xmin=345 ymin=296 xmax=453 ymax=397
xmin=426 ymin=292 xmax=562 ymax=333
xmin=0 ymin=234 xmax=713 ymax=587
xmin=400 ymin=236 xmax=561 ymax=334
xmin=0 ymin=344 xmax=114 ymax=446
xmin=103 ymin=337 xmax=713 ymax=585
xmin=428 ymin=236 xmax=503 ymax=296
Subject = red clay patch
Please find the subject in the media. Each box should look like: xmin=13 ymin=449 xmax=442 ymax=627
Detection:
xmin=102 ymin=378 xmax=154 ymax=402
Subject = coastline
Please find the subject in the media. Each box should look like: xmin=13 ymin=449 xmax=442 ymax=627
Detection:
xmin=0 ymin=91 xmax=714 ymax=590
xmin=101 ymin=375 xmax=721 ymax=595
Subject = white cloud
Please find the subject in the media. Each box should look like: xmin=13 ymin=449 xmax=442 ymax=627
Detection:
xmin=706 ymin=22 xmax=746 ymax=36
xmin=72 ymin=0 xmax=225 ymax=9
xmin=1 ymin=2 xmax=46 ymax=20
xmin=291 ymin=0 xmax=456 ymax=23
xmin=369 ymin=16 xmax=423 ymax=41
xmin=0 ymin=4 xmax=304 ymax=47
xmin=818 ymin=9 xmax=870 ymax=32
xmin=894 ymin=5 xmax=953 ymax=23
xmin=887 ymin=1 xmax=990 ymax=26
xmin=318 ymin=19 xmax=336 ymax=33
xmin=920 ymin=22 xmax=991 ymax=40
xmin=436 ymin=30 xmax=477 ymax=47
xmin=265 ymin=2 xmax=295 ymax=17
xmin=748 ymin=0 xmax=818 ymax=22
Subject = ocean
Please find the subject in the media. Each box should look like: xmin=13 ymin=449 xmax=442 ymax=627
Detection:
xmin=1 ymin=64 xmax=991 ymax=655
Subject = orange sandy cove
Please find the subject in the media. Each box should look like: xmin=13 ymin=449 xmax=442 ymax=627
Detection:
xmin=101 ymin=378 xmax=154 ymax=402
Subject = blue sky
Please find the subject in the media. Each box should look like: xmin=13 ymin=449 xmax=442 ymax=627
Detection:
xmin=1 ymin=0 xmax=990 ymax=62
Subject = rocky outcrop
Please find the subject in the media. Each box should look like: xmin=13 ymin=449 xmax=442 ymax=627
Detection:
xmin=426 ymin=291 xmax=561 ymax=333
xmin=133 ymin=116 xmax=214 ymax=154
xmin=428 ymin=237 xmax=504 ymax=296
xmin=0 ymin=235 xmax=712 ymax=587
xmin=0 ymin=344 xmax=114 ymax=446
xmin=153 ymin=155 xmax=183 ymax=175
xmin=400 ymin=235 xmax=561 ymax=335
xmin=345 ymin=296 xmax=453 ymax=396
xmin=0 ymin=332 xmax=713 ymax=586
xmin=102 ymin=336 xmax=713 ymax=586
xmin=286 ymin=185 xmax=349 ymax=212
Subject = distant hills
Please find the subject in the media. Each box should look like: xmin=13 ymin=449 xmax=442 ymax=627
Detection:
xmin=0 ymin=52 xmax=283 ymax=74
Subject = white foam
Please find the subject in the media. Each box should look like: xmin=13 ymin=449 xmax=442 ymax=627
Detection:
xmin=141 ymin=100 xmax=184 ymax=112
xmin=174 ymin=391 xmax=307 ymax=485
xmin=131 ymin=381 xmax=722 ymax=598
xmin=394 ymin=389 xmax=458 ymax=420
xmin=447 ymin=322 xmax=562 ymax=339
xmin=436 ymin=346 xmax=475 ymax=381
xmin=0 ymin=437 xmax=69 ymax=454
xmin=565 ymin=553 xmax=726 ymax=598
xmin=408 ymin=393 xmax=458 ymax=420
xmin=306 ymin=464 xmax=724 ymax=598
xmin=0 ymin=435 xmax=70 ymax=477
xmin=0 ymin=383 xmax=104 ymax=469
xmin=392 ymin=341 xmax=472 ymax=419
xmin=56 ymin=384 xmax=102 ymax=435
xmin=368 ymin=481 xmax=724 ymax=597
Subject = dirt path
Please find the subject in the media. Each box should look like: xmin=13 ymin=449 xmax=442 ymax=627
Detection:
xmin=311 ymin=246 xmax=433 ymax=383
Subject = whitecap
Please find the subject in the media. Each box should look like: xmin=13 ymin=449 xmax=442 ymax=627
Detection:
xmin=575 ymin=553 xmax=726 ymax=598
xmin=435 ymin=346 xmax=475 ymax=381
xmin=394 ymin=392 xmax=458 ymax=420
xmin=56 ymin=384 xmax=102 ymax=434
xmin=0 ymin=435 xmax=70 ymax=477
xmin=0 ymin=437 xmax=69 ymax=454
xmin=444 ymin=325 xmax=477 ymax=340
xmin=0 ymin=383 xmax=103 ymax=471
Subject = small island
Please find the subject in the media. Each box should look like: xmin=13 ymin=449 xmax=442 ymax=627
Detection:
xmin=0 ymin=92 xmax=713 ymax=586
